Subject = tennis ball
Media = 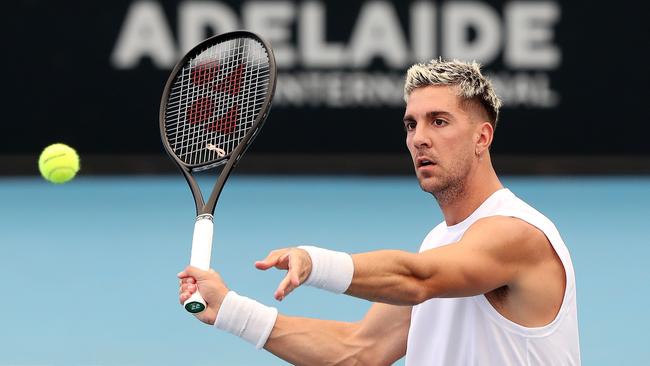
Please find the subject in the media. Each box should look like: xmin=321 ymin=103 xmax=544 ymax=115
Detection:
xmin=38 ymin=143 xmax=80 ymax=184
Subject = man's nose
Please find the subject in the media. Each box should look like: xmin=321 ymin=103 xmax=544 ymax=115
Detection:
xmin=412 ymin=124 xmax=431 ymax=149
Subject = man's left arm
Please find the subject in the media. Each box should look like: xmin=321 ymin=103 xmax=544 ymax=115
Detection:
xmin=257 ymin=216 xmax=547 ymax=305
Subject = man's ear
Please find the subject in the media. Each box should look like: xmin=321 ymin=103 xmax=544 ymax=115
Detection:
xmin=475 ymin=121 xmax=494 ymax=157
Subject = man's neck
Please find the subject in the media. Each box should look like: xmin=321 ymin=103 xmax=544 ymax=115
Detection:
xmin=438 ymin=159 xmax=503 ymax=226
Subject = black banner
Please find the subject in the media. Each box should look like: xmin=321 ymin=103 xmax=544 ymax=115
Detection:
xmin=4 ymin=1 xmax=649 ymax=168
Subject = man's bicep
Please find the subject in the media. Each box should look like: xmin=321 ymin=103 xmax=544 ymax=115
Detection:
xmin=418 ymin=216 xmax=536 ymax=298
xmin=354 ymin=303 xmax=411 ymax=365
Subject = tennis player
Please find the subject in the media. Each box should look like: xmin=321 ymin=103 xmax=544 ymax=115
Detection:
xmin=178 ymin=59 xmax=581 ymax=365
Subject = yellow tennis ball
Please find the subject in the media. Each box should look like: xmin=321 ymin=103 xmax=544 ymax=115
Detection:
xmin=38 ymin=143 xmax=80 ymax=184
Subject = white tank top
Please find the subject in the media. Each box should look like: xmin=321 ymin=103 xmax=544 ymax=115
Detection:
xmin=405 ymin=188 xmax=580 ymax=366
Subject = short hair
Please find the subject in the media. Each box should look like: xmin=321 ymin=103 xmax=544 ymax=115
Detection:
xmin=404 ymin=59 xmax=502 ymax=128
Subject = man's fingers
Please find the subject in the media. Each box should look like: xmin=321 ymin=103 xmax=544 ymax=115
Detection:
xmin=254 ymin=260 xmax=275 ymax=270
xmin=274 ymin=273 xmax=297 ymax=301
xmin=257 ymin=248 xmax=309 ymax=301
xmin=179 ymin=277 xmax=196 ymax=285
xmin=255 ymin=250 xmax=290 ymax=270
xmin=180 ymin=266 xmax=210 ymax=280
xmin=179 ymin=292 xmax=191 ymax=304
xmin=276 ymin=252 xmax=291 ymax=269
xmin=254 ymin=251 xmax=280 ymax=270
xmin=179 ymin=283 xmax=197 ymax=295
xmin=287 ymin=252 xmax=302 ymax=286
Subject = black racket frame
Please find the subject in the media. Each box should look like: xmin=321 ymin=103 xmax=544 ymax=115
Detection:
xmin=159 ymin=31 xmax=276 ymax=216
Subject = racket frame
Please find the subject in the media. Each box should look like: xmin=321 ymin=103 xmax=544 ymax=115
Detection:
xmin=160 ymin=30 xmax=276 ymax=216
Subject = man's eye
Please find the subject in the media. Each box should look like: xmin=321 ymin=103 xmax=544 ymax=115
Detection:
xmin=404 ymin=122 xmax=416 ymax=131
xmin=433 ymin=119 xmax=447 ymax=127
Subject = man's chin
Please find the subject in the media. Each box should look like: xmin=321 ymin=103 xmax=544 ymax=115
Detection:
xmin=417 ymin=175 xmax=442 ymax=194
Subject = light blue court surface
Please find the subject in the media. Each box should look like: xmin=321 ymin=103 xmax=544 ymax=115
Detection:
xmin=0 ymin=176 xmax=648 ymax=365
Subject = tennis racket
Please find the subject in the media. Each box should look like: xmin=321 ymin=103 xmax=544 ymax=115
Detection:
xmin=159 ymin=31 xmax=276 ymax=313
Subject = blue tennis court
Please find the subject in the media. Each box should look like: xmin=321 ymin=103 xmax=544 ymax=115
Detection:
xmin=1 ymin=176 xmax=648 ymax=365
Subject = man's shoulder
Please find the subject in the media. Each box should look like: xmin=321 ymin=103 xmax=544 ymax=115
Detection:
xmin=463 ymin=216 xmax=554 ymax=266
xmin=490 ymin=189 xmax=560 ymax=236
xmin=467 ymin=215 xmax=548 ymax=243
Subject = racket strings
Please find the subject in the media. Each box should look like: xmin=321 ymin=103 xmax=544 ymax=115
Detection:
xmin=164 ymin=37 xmax=271 ymax=167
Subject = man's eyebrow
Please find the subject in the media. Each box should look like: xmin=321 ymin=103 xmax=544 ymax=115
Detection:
xmin=403 ymin=110 xmax=453 ymax=122
xmin=426 ymin=110 xmax=453 ymax=119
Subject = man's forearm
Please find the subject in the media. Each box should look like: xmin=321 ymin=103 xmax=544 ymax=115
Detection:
xmin=264 ymin=315 xmax=367 ymax=366
xmin=347 ymin=250 xmax=432 ymax=305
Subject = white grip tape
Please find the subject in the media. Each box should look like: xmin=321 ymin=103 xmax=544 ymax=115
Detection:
xmin=190 ymin=215 xmax=214 ymax=270
xmin=184 ymin=215 xmax=214 ymax=313
xmin=298 ymin=246 xmax=354 ymax=294
xmin=215 ymin=291 xmax=278 ymax=349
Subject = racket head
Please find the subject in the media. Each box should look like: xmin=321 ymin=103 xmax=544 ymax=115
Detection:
xmin=159 ymin=31 xmax=276 ymax=173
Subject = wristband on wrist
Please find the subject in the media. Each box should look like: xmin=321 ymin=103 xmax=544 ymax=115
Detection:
xmin=298 ymin=245 xmax=354 ymax=294
xmin=214 ymin=291 xmax=278 ymax=349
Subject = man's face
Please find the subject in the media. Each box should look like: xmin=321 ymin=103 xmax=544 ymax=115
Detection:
xmin=403 ymin=85 xmax=480 ymax=197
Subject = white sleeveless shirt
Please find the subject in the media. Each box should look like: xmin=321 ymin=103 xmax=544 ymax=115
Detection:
xmin=405 ymin=188 xmax=580 ymax=365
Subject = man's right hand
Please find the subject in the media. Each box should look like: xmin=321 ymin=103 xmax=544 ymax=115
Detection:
xmin=178 ymin=266 xmax=230 ymax=325
xmin=254 ymin=248 xmax=313 ymax=301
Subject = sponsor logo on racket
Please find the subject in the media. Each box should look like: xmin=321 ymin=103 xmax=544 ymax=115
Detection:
xmin=206 ymin=144 xmax=226 ymax=158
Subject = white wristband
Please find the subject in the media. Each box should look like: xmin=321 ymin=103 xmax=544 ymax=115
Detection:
xmin=214 ymin=291 xmax=278 ymax=349
xmin=298 ymin=246 xmax=354 ymax=294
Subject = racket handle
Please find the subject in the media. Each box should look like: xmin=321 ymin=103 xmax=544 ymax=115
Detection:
xmin=184 ymin=214 xmax=214 ymax=313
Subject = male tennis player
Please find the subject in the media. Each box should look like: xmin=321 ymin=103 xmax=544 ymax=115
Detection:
xmin=178 ymin=59 xmax=581 ymax=365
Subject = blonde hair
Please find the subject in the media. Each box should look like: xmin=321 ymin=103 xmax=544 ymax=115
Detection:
xmin=404 ymin=59 xmax=502 ymax=127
